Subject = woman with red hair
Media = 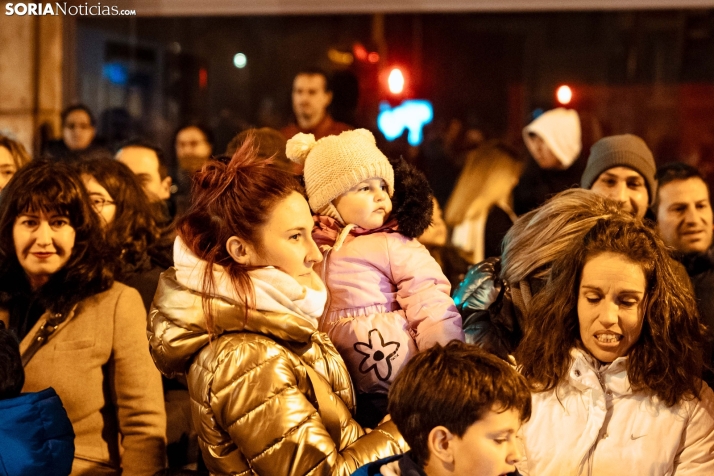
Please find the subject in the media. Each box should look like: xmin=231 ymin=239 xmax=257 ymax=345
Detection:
xmin=147 ymin=136 xmax=405 ymax=475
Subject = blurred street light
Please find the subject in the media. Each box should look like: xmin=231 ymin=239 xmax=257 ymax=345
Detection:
xmin=556 ymin=85 xmax=573 ymax=105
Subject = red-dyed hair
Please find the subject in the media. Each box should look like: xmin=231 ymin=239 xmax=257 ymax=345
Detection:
xmin=176 ymin=134 xmax=304 ymax=334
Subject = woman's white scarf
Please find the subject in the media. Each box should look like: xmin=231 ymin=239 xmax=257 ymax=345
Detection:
xmin=173 ymin=237 xmax=327 ymax=329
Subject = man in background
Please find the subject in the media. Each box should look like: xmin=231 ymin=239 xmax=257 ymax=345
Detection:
xmin=115 ymin=139 xmax=172 ymax=204
xmin=580 ymin=134 xmax=656 ymax=220
xmin=173 ymin=123 xmax=214 ymax=217
xmin=653 ymin=162 xmax=714 ymax=386
xmin=281 ymin=68 xmax=351 ymax=140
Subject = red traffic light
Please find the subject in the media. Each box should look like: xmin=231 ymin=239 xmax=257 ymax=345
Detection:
xmin=388 ymin=68 xmax=405 ymax=95
xmin=556 ymin=85 xmax=572 ymax=105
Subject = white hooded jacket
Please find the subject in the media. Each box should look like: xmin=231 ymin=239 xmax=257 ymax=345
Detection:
xmin=523 ymin=108 xmax=581 ymax=168
xmin=518 ymin=348 xmax=714 ymax=476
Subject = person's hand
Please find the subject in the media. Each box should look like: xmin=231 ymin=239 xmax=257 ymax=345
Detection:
xmin=380 ymin=460 xmax=401 ymax=476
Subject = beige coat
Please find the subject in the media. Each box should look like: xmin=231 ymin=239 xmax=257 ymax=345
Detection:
xmin=9 ymin=283 xmax=166 ymax=475
xmin=148 ymin=268 xmax=407 ymax=476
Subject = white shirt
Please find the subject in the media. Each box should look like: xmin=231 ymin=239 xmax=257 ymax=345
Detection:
xmin=518 ymin=348 xmax=714 ymax=476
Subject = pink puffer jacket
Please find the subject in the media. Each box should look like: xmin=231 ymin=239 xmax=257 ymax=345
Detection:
xmin=314 ymin=216 xmax=464 ymax=394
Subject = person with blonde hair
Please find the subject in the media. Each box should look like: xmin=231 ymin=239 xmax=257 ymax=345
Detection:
xmin=0 ymin=134 xmax=31 ymax=192
xmin=445 ymin=141 xmax=524 ymax=264
xmin=453 ymin=189 xmax=625 ymax=359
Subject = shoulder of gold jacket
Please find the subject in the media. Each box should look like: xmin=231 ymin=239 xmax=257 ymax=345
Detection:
xmin=186 ymin=325 xmax=407 ymax=475
xmin=147 ymin=268 xmax=358 ymax=411
xmin=148 ymin=268 xmax=407 ymax=474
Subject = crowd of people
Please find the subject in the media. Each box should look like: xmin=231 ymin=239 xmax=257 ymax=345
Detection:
xmin=0 ymin=66 xmax=713 ymax=476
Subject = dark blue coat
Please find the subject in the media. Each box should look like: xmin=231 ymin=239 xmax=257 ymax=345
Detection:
xmin=0 ymin=387 xmax=74 ymax=476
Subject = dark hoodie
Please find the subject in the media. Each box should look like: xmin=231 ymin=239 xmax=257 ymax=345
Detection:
xmin=680 ymin=247 xmax=714 ymax=387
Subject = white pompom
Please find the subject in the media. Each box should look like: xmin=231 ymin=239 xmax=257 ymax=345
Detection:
xmin=286 ymin=133 xmax=316 ymax=165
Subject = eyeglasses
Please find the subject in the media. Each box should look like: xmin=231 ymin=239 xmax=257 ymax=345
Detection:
xmin=90 ymin=197 xmax=115 ymax=212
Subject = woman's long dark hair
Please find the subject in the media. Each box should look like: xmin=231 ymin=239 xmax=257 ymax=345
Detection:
xmin=516 ymin=217 xmax=706 ymax=407
xmin=77 ymin=158 xmax=161 ymax=280
xmin=0 ymin=160 xmax=113 ymax=316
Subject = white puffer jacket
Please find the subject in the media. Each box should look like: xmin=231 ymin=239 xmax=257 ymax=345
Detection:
xmin=518 ymin=348 xmax=714 ymax=476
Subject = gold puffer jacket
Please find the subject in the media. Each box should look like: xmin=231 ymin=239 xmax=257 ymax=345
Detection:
xmin=148 ymin=269 xmax=406 ymax=475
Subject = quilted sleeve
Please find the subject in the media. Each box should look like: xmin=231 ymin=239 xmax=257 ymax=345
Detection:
xmin=386 ymin=235 xmax=464 ymax=350
xmin=208 ymin=337 xmax=404 ymax=476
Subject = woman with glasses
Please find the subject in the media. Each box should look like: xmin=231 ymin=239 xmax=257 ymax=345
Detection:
xmin=0 ymin=160 xmax=166 ymax=475
xmin=78 ymin=158 xmax=169 ymax=311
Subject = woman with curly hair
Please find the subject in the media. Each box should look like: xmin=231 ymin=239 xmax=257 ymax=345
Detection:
xmin=0 ymin=160 xmax=165 ymax=475
xmin=77 ymin=158 xmax=169 ymax=311
xmin=453 ymin=189 xmax=626 ymax=359
xmin=515 ymin=216 xmax=714 ymax=475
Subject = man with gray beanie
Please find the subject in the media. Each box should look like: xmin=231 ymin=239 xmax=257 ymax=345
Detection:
xmin=580 ymin=134 xmax=657 ymax=219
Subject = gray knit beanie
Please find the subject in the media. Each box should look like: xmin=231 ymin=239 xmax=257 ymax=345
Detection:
xmin=580 ymin=134 xmax=657 ymax=205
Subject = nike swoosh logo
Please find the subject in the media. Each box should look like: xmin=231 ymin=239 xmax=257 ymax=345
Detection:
xmin=631 ymin=434 xmax=647 ymax=440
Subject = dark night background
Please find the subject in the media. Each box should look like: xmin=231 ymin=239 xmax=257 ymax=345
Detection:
xmin=72 ymin=10 xmax=714 ymax=176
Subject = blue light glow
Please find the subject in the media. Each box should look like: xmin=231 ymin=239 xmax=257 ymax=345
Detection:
xmin=102 ymin=63 xmax=128 ymax=85
xmin=377 ymin=100 xmax=433 ymax=146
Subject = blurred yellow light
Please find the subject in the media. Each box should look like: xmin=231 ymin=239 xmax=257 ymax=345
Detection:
xmin=328 ymin=49 xmax=354 ymax=65
xmin=556 ymin=85 xmax=573 ymax=105
xmin=388 ymin=68 xmax=405 ymax=94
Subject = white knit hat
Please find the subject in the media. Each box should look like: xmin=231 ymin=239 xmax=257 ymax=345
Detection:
xmin=523 ymin=108 xmax=582 ymax=168
xmin=286 ymin=129 xmax=394 ymax=216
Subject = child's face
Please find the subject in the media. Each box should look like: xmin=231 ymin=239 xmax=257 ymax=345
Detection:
xmin=333 ymin=178 xmax=392 ymax=229
xmin=448 ymin=408 xmax=523 ymax=476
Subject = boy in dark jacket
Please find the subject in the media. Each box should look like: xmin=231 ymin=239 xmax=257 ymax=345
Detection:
xmin=0 ymin=322 xmax=75 ymax=476
xmin=352 ymin=341 xmax=530 ymax=476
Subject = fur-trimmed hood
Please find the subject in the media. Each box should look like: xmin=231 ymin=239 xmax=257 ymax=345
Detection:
xmin=389 ymin=155 xmax=434 ymax=238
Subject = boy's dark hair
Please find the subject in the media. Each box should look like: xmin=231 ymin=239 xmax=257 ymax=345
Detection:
xmin=653 ymin=162 xmax=709 ymax=212
xmin=388 ymin=340 xmax=531 ymax=467
xmin=0 ymin=322 xmax=24 ymax=400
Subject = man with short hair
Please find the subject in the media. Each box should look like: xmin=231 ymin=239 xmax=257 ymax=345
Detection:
xmin=115 ymin=139 xmax=175 ymax=269
xmin=281 ymin=68 xmax=351 ymax=140
xmin=115 ymin=139 xmax=172 ymax=202
xmin=653 ymin=162 xmax=714 ymax=386
xmin=655 ymin=163 xmax=713 ymax=256
xmin=580 ymin=134 xmax=657 ymax=219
